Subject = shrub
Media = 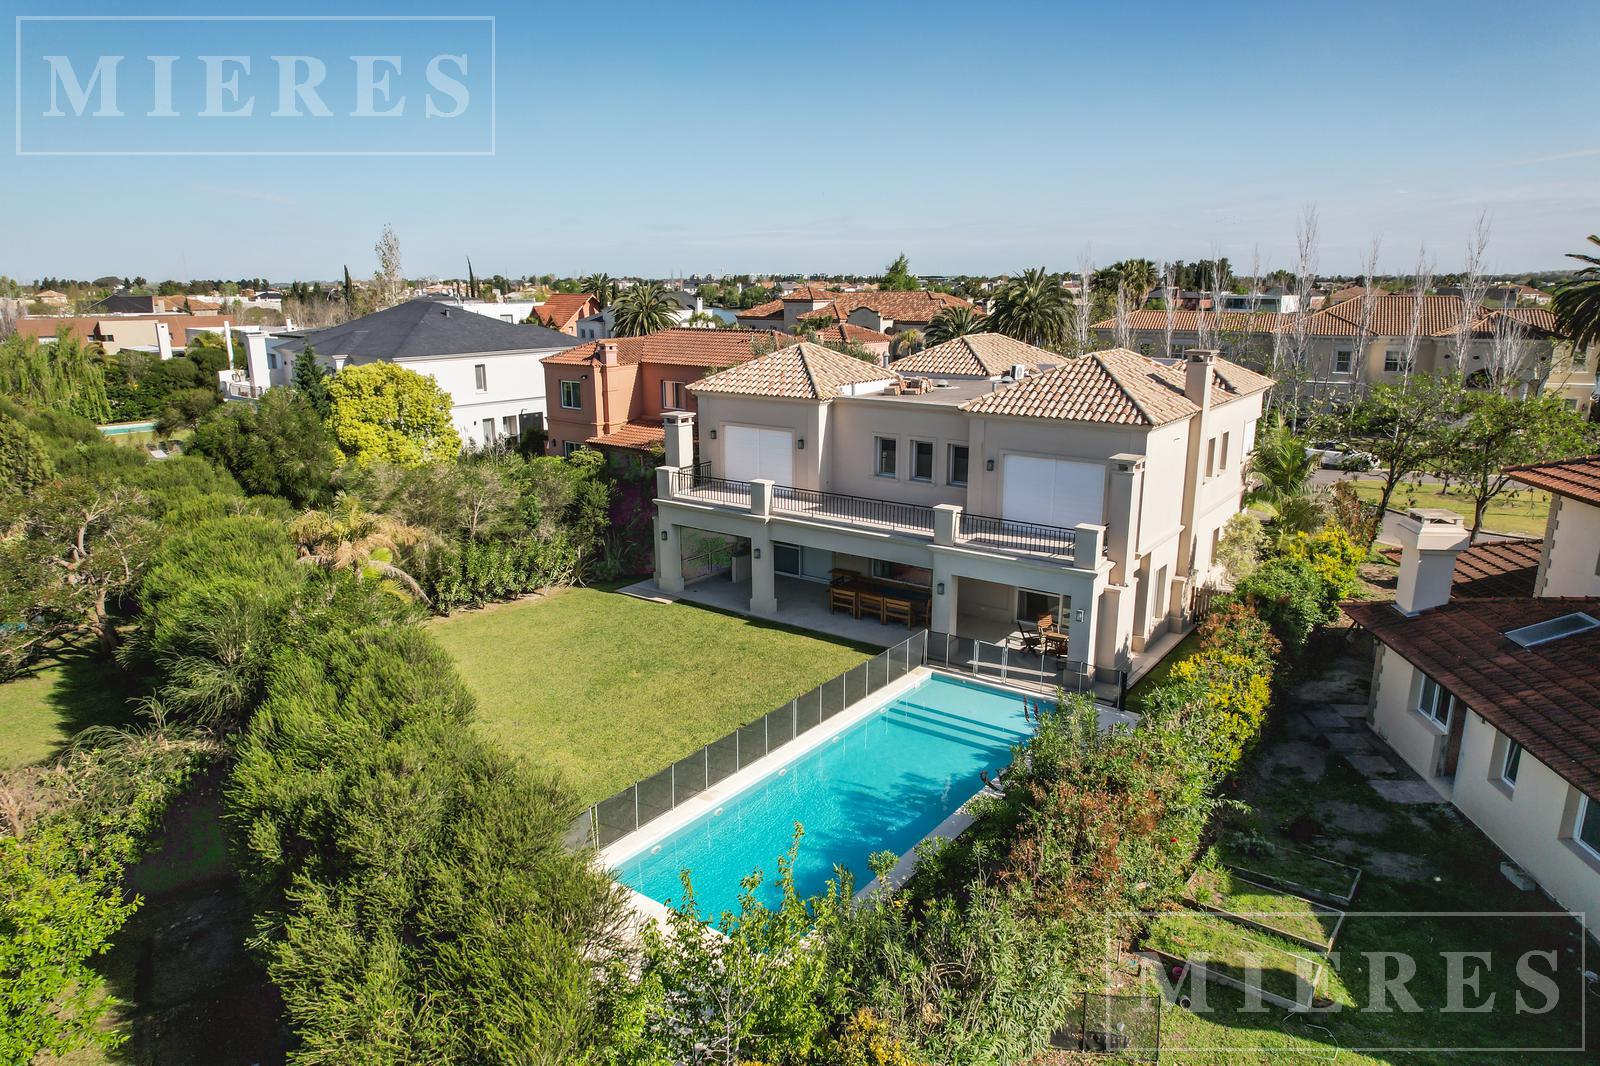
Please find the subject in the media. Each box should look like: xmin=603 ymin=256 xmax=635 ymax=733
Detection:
xmin=189 ymin=388 xmax=335 ymax=506
xmin=1280 ymin=524 xmax=1365 ymax=603
xmin=1231 ymin=555 xmax=1334 ymax=655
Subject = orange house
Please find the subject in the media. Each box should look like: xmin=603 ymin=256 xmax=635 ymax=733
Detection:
xmin=541 ymin=328 xmax=796 ymax=458
xmin=534 ymin=293 xmax=601 ymax=334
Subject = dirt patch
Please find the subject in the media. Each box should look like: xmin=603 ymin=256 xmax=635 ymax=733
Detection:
xmin=1319 ymin=800 xmax=1392 ymax=837
xmin=1260 ymin=740 xmax=1327 ymax=781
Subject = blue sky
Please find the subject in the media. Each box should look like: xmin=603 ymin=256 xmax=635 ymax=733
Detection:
xmin=3 ymin=0 xmax=1597 ymax=281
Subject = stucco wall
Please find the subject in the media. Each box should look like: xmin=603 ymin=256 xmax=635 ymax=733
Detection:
xmin=1369 ymin=647 xmax=1452 ymax=795
xmin=827 ymin=399 xmax=970 ymax=507
xmin=693 ymin=394 xmax=827 ymax=490
xmin=400 ymin=348 xmax=555 ymax=448
xmin=1537 ymin=496 xmax=1600 ymax=598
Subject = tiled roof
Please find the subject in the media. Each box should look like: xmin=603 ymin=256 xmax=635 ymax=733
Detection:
xmin=889 ymin=333 xmax=1062 ymax=378
xmin=1506 ymin=455 xmax=1600 ymax=506
xmin=1379 ymin=539 xmax=1544 ymax=599
xmin=535 ymin=293 xmax=598 ymax=330
xmin=1090 ymin=309 xmax=1291 ymax=335
xmin=1344 ymin=596 xmax=1600 ymax=795
xmin=739 ymin=288 xmax=973 ymax=326
xmin=808 ymin=321 xmax=892 ymax=348
xmin=586 ymin=420 xmax=665 ymax=450
xmin=687 ymin=341 xmax=896 ymax=400
xmin=1208 ymin=358 xmax=1276 ymax=396
xmin=959 ymin=347 xmax=1202 ymax=426
xmin=542 ymin=328 xmax=796 ymax=367
xmin=1093 ymin=296 xmax=1562 ymax=342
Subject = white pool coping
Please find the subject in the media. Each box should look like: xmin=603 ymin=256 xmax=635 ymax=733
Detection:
xmin=604 ymin=667 xmax=1136 ymax=923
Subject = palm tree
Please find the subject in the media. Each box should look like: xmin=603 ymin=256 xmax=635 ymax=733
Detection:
xmin=611 ymin=281 xmax=680 ymax=337
xmin=290 ymin=498 xmax=436 ymax=604
xmin=923 ymin=305 xmax=986 ymax=345
xmin=890 ymin=329 xmax=923 ymax=360
xmin=1554 ymin=233 xmax=1600 ymax=352
xmin=1243 ymin=418 xmax=1324 ymax=534
xmin=989 ymin=267 xmax=1072 ymax=349
xmin=580 ymin=273 xmax=618 ymax=308
xmin=683 ymin=310 xmax=721 ymax=329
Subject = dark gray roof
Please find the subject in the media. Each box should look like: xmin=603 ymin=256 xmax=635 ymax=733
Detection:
xmin=90 ymin=294 xmax=157 ymax=315
xmin=274 ymin=298 xmax=573 ymax=361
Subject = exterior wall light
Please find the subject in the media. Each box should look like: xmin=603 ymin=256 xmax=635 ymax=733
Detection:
xmin=661 ymin=530 xmax=669 ymax=542
xmin=753 ymin=547 xmax=762 ymax=560
xmin=936 ymin=582 xmax=945 ymax=596
xmin=798 ymin=437 xmax=806 ymax=450
xmin=709 ymin=428 xmax=717 ymax=439
xmin=985 ymin=458 xmax=995 ymax=472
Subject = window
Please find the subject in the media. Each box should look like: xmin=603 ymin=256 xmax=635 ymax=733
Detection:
xmin=1577 ymin=793 xmax=1600 ymax=860
xmin=1501 ymin=740 xmax=1522 ymax=789
xmin=1383 ymin=349 xmax=1402 ymax=373
xmin=875 ymin=436 xmax=897 ymax=477
xmin=661 ymin=380 xmax=687 ymax=410
xmin=948 ymin=444 xmax=969 ymax=486
xmin=1210 ymin=526 xmax=1220 ymax=566
xmin=1016 ymin=588 xmax=1064 ymax=626
xmin=481 ymin=417 xmax=496 ymax=443
xmin=1219 ymin=431 xmax=1230 ymax=470
xmin=1334 ymin=349 xmax=1353 ymax=374
xmin=871 ymin=560 xmax=932 ymax=585
xmin=911 ymin=440 xmax=934 ymax=482
xmin=1416 ymin=675 xmax=1452 ymax=728
xmin=501 ymin=415 xmax=517 ymax=438
xmin=1205 ymin=437 xmax=1216 ymax=477
xmin=519 ymin=411 xmax=545 ymax=434
xmin=474 ymin=363 xmax=488 ymax=392
xmin=562 ymin=441 xmax=581 ymax=457
xmin=266 ymin=351 xmax=278 ymax=370
xmin=774 ymin=542 xmax=802 ymax=576
xmin=560 ymin=380 xmax=581 ymax=409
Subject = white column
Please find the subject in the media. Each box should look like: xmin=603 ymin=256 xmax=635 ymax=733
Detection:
xmin=930 ymin=557 xmax=959 ymax=633
xmin=656 ymin=518 xmax=683 ymax=594
xmin=749 ymin=529 xmax=777 ymax=614
xmin=1066 ymin=583 xmax=1100 ymax=669
xmin=932 ymin=503 xmax=961 ymax=547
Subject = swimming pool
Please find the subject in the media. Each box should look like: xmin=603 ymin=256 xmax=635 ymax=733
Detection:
xmin=98 ymin=421 xmax=158 ymax=436
xmin=613 ymin=672 xmax=1036 ymax=916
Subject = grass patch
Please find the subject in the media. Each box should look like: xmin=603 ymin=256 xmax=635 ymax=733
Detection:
xmin=1346 ymin=478 xmax=1550 ymax=538
xmin=0 ymin=653 xmax=139 ymax=770
xmin=1186 ymin=864 xmax=1343 ymax=950
xmin=1214 ymin=844 xmax=1361 ymax=905
xmin=1126 ymin=630 xmax=1202 ymax=713
xmin=432 ymin=585 xmax=876 ymax=805
xmin=1145 ymin=911 xmax=1333 ymax=1007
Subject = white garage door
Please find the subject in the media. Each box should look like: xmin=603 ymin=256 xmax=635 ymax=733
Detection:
xmin=723 ymin=426 xmax=794 ymax=485
xmin=1001 ymin=455 xmax=1103 ymax=529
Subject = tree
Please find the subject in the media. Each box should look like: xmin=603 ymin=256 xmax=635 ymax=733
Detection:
xmin=889 ymin=329 xmax=922 ymax=360
xmin=326 ymin=362 xmax=460 ymax=466
xmin=1244 ymin=418 xmax=1323 ymax=535
xmin=581 ymin=273 xmax=618 ymax=308
xmin=290 ymin=497 xmax=437 ymax=602
xmin=189 ymin=389 xmax=335 ymax=507
xmin=291 ymin=346 xmax=331 ymax=418
xmin=922 ymin=305 xmax=986 ymax=344
xmin=370 ymin=224 xmax=405 ymax=311
xmin=879 ymin=254 xmax=918 ymax=292
xmin=0 ymin=330 xmax=111 ymax=423
xmin=1337 ymin=374 xmax=1453 ymax=545
xmin=0 ymin=414 xmax=52 ymax=496
xmin=988 ymin=267 xmax=1072 ymax=349
xmin=1434 ymin=390 xmax=1599 ymax=542
xmin=1553 ymin=232 xmax=1600 ymax=352
xmin=611 ymin=281 xmax=679 ymax=337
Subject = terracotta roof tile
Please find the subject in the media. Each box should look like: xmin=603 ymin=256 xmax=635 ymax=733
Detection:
xmin=1379 ymin=539 xmax=1544 ymax=599
xmin=534 ymin=293 xmax=599 ymax=330
xmin=1093 ymin=296 xmax=1561 ymax=341
xmin=1344 ymin=596 xmax=1600 ymax=794
xmin=1090 ymin=309 xmax=1291 ymax=335
xmin=739 ymin=288 xmax=973 ymax=326
xmin=687 ymin=341 xmax=897 ymax=400
xmin=586 ymin=420 xmax=665 ymax=450
xmin=960 ymin=348 xmax=1202 ymax=425
xmin=889 ymin=333 xmax=1063 ymax=378
xmin=542 ymin=328 xmax=796 ymax=367
xmin=1506 ymin=455 xmax=1600 ymax=506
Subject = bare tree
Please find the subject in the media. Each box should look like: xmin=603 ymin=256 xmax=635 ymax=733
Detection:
xmin=1275 ymin=206 xmax=1320 ymax=423
xmin=1113 ymin=284 xmax=1133 ymax=351
xmin=1450 ymin=211 xmax=1492 ymax=363
xmin=1075 ymin=253 xmax=1094 ymax=354
xmin=1161 ymin=263 xmax=1178 ymax=360
xmin=1487 ymin=310 xmax=1536 ymax=394
xmin=1398 ymin=245 xmax=1435 ymax=384
xmin=371 ymin=223 xmax=405 ymax=311
xmin=1347 ymin=236 xmax=1382 ymax=392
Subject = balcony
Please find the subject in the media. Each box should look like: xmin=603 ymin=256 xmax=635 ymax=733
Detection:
xmin=664 ymin=466 xmax=1095 ymax=565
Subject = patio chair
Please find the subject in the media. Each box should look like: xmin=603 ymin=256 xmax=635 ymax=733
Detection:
xmin=828 ymin=587 xmax=858 ymax=615
xmin=884 ymin=598 xmax=913 ymax=628
xmin=857 ymin=590 xmax=886 ymax=623
xmin=1021 ymin=615 xmax=1054 ymax=654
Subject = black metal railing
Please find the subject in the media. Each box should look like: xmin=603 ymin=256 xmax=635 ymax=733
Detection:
xmin=668 ymin=467 xmax=751 ymax=506
xmin=957 ymin=512 xmax=1077 ymax=557
xmin=772 ymin=485 xmax=936 ymax=533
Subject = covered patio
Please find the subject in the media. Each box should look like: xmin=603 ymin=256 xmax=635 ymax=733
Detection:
xmin=621 ymin=573 xmax=913 ymax=647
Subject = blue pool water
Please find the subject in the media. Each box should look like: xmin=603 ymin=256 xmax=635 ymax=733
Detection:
xmin=98 ymin=421 xmax=158 ymax=436
xmin=615 ymin=674 xmax=1035 ymax=916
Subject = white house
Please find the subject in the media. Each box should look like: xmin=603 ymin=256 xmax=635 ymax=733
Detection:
xmin=1346 ymin=455 xmax=1600 ymax=924
xmin=575 ymin=291 xmax=718 ymax=340
xmin=272 ymin=298 xmax=576 ymax=448
xmin=650 ymin=337 xmax=1272 ymax=681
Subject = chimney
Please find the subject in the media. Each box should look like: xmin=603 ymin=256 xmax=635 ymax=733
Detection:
xmin=1393 ymin=508 xmax=1470 ymax=616
xmin=662 ymin=411 xmax=695 ymax=469
xmin=1184 ymin=349 xmax=1216 ymax=408
xmin=155 ymin=321 xmax=173 ymax=361
xmin=598 ymin=340 xmax=620 ymax=366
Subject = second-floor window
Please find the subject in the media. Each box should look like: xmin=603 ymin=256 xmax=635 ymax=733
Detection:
xmin=875 ymin=436 xmax=897 ymax=477
xmin=1384 ymin=349 xmax=1402 ymax=373
xmin=948 ymin=444 xmax=969 ymax=486
xmin=474 ymin=363 xmax=488 ymax=392
xmin=911 ymin=440 xmax=934 ymax=482
xmin=1416 ymin=675 xmax=1452 ymax=728
xmin=560 ymin=380 xmax=581 ymax=409
xmin=661 ymin=380 xmax=687 ymax=410
xmin=1576 ymin=793 xmax=1600 ymax=860
xmin=1334 ymin=349 xmax=1353 ymax=374
xmin=1205 ymin=437 xmax=1217 ymax=478
xmin=1219 ymin=431 xmax=1230 ymax=470
xmin=1501 ymin=740 xmax=1522 ymax=789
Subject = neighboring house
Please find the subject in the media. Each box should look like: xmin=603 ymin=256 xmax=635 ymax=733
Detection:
xmin=888 ymin=333 xmax=1065 ymax=379
xmin=31 ymin=288 xmax=69 ymax=308
xmin=735 ymin=285 xmax=974 ymax=337
xmin=434 ymin=296 xmax=541 ymax=324
xmin=274 ymin=298 xmax=576 ymax=448
xmin=1438 ymin=282 xmax=1553 ymax=308
xmin=1345 ymin=479 xmax=1600 ymax=924
xmin=541 ymin=328 xmax=797 ymax=459
xmin=650 ymin=339 xmax=1271 ymax=680
xmin=1216 ymin=289 xmax=1299 ymax=314
xmin=1091 ymin=295 xmax=1596 ymax=413
xmin=87 ymin=293 xmax=159 ymax=315
xmin=13 ymin=313 xmax=241 ymax=355
xmin=574 ymin=291 xmax=723 ymax=340
xmin=535 ymin=293 xmax=602 ymax=335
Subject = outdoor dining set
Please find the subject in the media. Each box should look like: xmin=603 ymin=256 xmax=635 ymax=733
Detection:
xmin=825 ymin=569 xmax=931 ymax=629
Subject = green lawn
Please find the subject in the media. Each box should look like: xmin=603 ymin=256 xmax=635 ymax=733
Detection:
xmin=1348 ymin=478 xmax=1551 ymax=538
xmin=0 ymin=654 xmax=138 ymax=770
xmin=431 ymin=586 xmax=876 ymax=805
xmin=1125 ymin=631 xmax=1202 ymax=713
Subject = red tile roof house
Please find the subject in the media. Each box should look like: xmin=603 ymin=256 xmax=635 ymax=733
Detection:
xmin=540 ymin=329 xmax=798 ymax=460
xmin=534 ymin=292 xmax=602 ymax=335
xmin=649 ymin=339 xmax=1272 ymax=688
xmin=735 ymin=285 xmax=975 ymax=338
xmin=1343 ymin=456 xmax=1600 ymax=923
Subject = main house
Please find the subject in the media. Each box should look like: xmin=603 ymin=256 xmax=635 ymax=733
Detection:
xmin=275 ymin=298 xmax=576 ymax=449
xmin=735 ymin=285 xmax=975 ymax=338
xmin=649 ymin=335 xmax=1272 ymax=680
xmin=1091 ymin=294 xmax=1596 ymax=413
xmin=1345 ymin=455 xmax=1600 ymax=923
xmin=540 ymin=328 xmax=797 ymax=459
